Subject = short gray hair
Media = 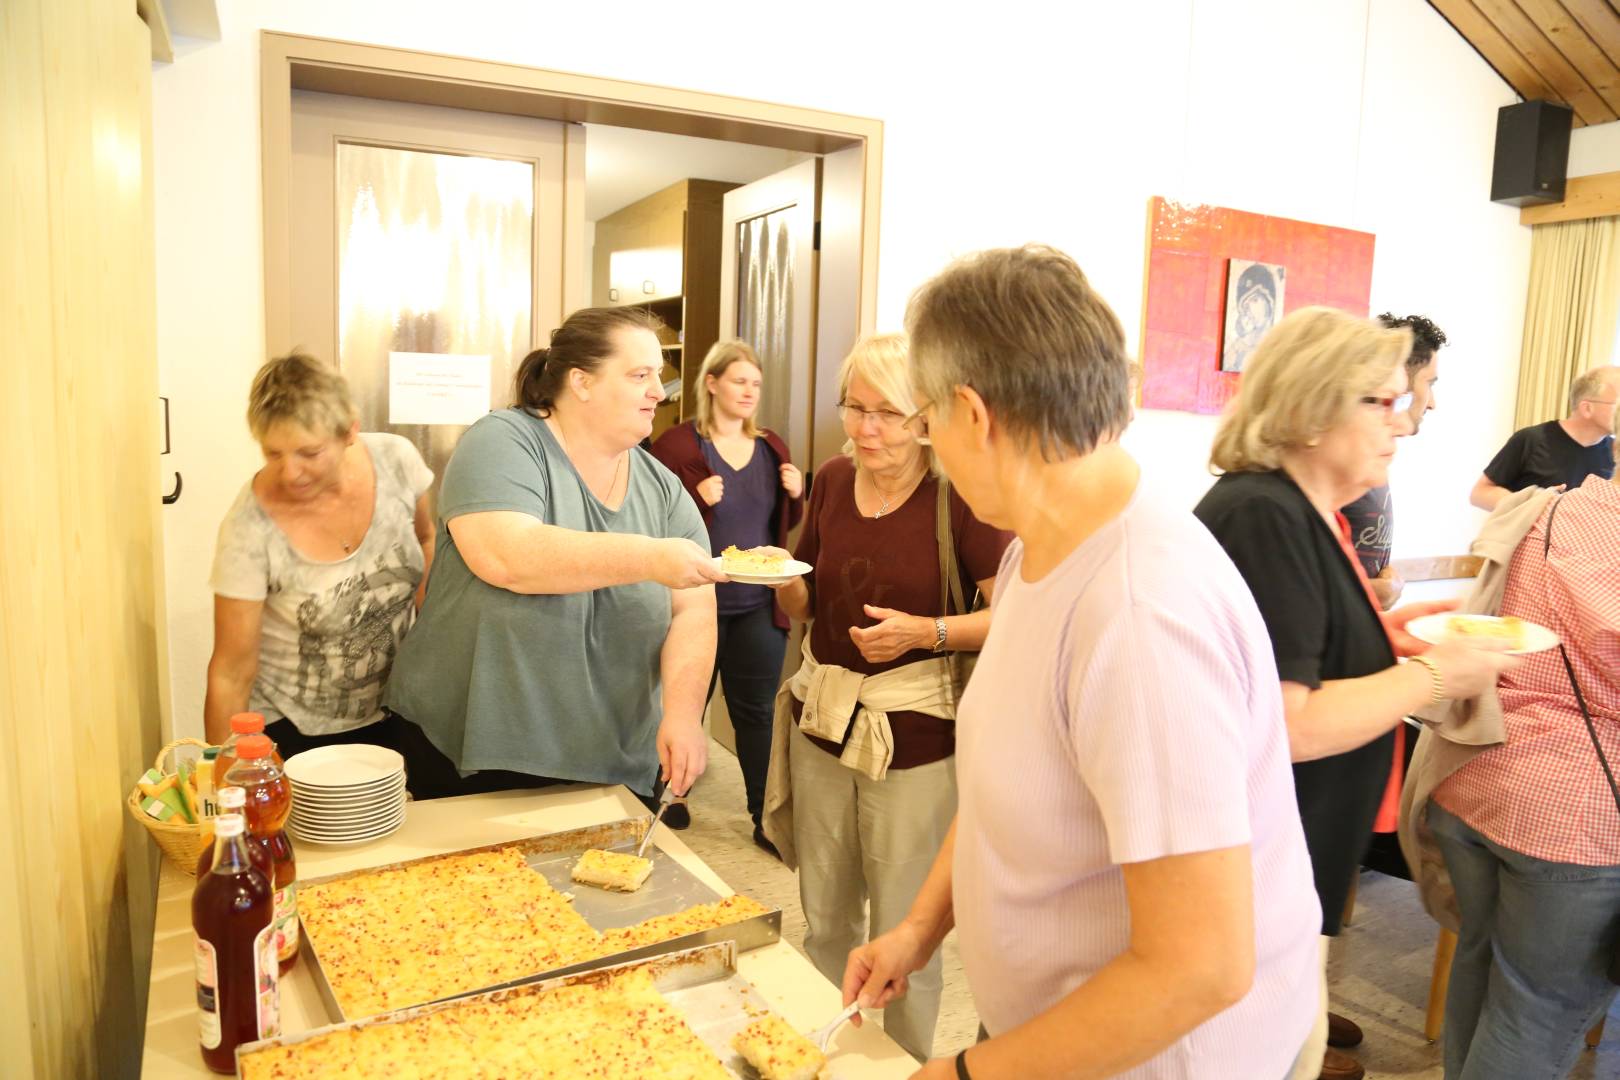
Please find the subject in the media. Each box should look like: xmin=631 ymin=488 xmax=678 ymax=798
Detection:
xmin=904 ymin=245 xmax=1132 ymax=461
xmin=1569 ymin=366 xmax=1620 ymax=414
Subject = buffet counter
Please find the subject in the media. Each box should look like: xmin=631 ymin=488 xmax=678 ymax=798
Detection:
xmin=141 ymin=784 xmax=918 ymax=1078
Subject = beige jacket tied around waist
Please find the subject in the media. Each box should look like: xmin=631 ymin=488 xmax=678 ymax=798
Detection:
xmin=1398 ymin=485 xmax=1556 ymax=932
xmin=760 ymin=632 xmax=959 ymax=871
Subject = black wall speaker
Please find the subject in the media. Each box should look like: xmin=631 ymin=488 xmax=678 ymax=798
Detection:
xmin=1491 ymin=100 xmax=1572 ymax=207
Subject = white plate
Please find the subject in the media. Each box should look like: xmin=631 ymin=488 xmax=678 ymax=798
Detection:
xmin=291 ymin=799 xmax=405 ymax=825
xmin=288 ymin=809 xmax=406 ymax=838
xmin=291 ymin=810 xmax=405 ymax=833
xmin=290 ymin=798 xmax=404 ymax=816
xmin=289 ymin=770 xmax=404 ymax=791
xmin=1407 ymin=613 xmax=1559 ymax=655
xmin=289 ymin=778 xmax=406 ymax=803
xmin=289 ymin=818 xmax=405 ymax=847
xmin=712 ymin=555 xmax=812 ymax=585
xmin=284 ymin=744 xmax=405 ymax=787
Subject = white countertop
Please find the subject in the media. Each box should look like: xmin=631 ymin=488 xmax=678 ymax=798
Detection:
xmin=141 ymin=784 xmax=917 ymax=1078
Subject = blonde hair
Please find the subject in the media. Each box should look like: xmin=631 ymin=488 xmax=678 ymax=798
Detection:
xmin=837 ymin=334 xmax=935 ymax=470
xmin=693 ymin=339 xmax=763 ymax=439
xmin=1209 ymin=307 xmax=1413 ymax=474
xmin=247 ymin=353 xmax=357 ymax=441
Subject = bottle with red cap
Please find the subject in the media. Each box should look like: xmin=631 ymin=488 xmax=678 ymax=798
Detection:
xmin=195 ymin=787 xmax=274 ymax=880
xmin=192 ymin=811 xmax=277 ymax=1073
xmin=223 ymin=735 xmax=299 ymax=972
xmin=212 ymin=712 xmax=283 ymax=791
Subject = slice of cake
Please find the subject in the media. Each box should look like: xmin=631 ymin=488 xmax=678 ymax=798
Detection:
xmin=731 ymin=1013 xmax=827 ymax=1080
xmin=1445 ymin=614 xmax=1526 ymax=652
xmin=721 ymin=545 xmax=788 ymax=576
xmin=570 ymin=848 xmax=654 ymax=893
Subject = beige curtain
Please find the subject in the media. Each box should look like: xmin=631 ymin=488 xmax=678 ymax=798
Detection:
xmin=1514 ymin=216 xmax=1620 ymax=428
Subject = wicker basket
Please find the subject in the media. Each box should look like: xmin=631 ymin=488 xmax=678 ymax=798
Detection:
xmin=126 ymin=737 xmax=214 ymax=876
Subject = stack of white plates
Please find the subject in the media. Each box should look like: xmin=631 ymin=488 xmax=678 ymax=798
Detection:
xmin=284 ymin=745 xmax=407 ymax=846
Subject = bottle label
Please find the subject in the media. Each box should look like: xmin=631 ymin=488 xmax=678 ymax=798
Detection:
xmin=273 ymin=882 xmax=299 ymax=962
xmin=194 ymin=934 xmax=221 ymax=1050
xmin=254 ymin=921 xmax=280 ymax=1040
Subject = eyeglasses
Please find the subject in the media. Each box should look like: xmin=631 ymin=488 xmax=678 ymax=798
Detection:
xmin=837 ymin=401 xmax=910 ymax=430
xmin=903 ymin=401 xmax=933 ymax=439
xmin=1360 ymin=393 xmax=1414 ymax=415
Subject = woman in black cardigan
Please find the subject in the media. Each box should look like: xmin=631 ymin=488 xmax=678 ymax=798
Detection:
xmin=1193 ymin=307 xmax=1511 ymax=1080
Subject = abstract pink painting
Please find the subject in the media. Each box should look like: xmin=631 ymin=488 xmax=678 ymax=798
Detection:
xmin=1139 ymin=198 xmax=1376 ymax=414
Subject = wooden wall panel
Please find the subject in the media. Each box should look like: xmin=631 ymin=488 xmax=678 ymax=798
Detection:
xmin=1430 ymin=0 xmax=1620 ymax=127
xmin=0 ymin=0 xmax=164 ymax=1077
xmin=1474 ymin=0 xmax=1617 ymax=123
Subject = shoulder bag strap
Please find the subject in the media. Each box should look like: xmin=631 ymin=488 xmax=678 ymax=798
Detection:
xmin=1543 ymin=495 xmax=1620 ymax=817
xmin=936 ymin=474 xmax=967 ymax=617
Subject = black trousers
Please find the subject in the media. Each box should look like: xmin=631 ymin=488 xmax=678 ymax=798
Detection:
xmin=263 ymin=713 xmax=403 ymax=760
xmin=707 ymin=603 xmax=787 ymax=827
xmin=391 ymin=714 xmax=573 ymax=802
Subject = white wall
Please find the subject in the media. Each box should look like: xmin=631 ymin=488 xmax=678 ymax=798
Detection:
xmin=1570 ymin=118 xmax=1620 ymax=176
xmin=152 ymin=0 xmax=1532 ymax=735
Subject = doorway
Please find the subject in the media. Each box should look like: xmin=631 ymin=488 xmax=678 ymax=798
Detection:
xmin=261 ymin=33 xmax=881 ymax=776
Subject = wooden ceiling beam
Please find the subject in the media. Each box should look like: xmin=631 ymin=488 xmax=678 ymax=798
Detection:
xmin=1516 ymin=0 xmax=1620 ymax=116
xmin=1429 ymin=0 xmax=1563 ymax=105
xmin=1471 ymin=0 xmax=1616 ymax=123
xmin=1561 ymin=0 xmax=1620 ymax=70
xmin=1519 ymin=169 xmax=1620 ymax=223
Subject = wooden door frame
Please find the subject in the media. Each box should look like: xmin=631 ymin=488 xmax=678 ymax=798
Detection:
xmin=259 ymin=31 xmax=883 ymax=358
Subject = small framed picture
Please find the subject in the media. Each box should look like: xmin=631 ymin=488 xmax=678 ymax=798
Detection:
xmin=1221 ymin=260 xmax=1286 ymax=373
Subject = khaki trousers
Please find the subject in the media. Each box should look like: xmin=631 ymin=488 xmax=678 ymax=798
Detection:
xmin=788 ymin=726 xmax=957 ymax=1061
xmin=1284 ymin=938 xmax=1332 ymax=1080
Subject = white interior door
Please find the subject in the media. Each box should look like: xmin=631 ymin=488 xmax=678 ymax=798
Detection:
xmin=289 ymin=91 xmax=579 ymax=505
xmin=719 ymin=159 xmax=820 ymax=468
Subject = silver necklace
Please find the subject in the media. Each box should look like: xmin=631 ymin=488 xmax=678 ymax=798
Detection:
xmin=869 ymin=471 xmax=919 ymax=518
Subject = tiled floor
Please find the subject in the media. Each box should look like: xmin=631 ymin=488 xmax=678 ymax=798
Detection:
xmin=683 ymin=737 xmax=1620 ymax=1076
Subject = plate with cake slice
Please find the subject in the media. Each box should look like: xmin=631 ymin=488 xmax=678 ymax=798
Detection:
xmin=715 ymin=545 xmax=812 ymax=585
xmin=1407 ymin=613 xmax=1559 ymax=655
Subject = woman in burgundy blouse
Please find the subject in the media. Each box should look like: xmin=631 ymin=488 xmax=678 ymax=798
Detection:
xmin=651 ymin=340 xmax=802 ymax=842
xmin=766 ymin=334 xmax=1011 ymax=1060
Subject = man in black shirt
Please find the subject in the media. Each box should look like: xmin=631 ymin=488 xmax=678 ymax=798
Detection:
xmin=1470 ymin=366 xmax=1618 ymax=511
xmin=1341 ymin=313 xmax=1446 ymax=610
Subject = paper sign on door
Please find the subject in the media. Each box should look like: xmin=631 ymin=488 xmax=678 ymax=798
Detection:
xmin=388 ymin=352 xmax=491 ymax=426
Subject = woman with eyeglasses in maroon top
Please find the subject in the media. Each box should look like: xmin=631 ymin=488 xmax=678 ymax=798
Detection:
xmin=1193 ymin=307 xmax=1514 ymax=1080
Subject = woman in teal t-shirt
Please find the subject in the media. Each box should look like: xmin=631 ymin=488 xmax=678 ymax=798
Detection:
xmin=386 ymin=306 xmax=725 ymax=802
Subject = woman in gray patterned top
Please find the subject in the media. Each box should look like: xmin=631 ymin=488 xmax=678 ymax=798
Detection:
xmin=205 ymin=353 xmax=435 ymax=757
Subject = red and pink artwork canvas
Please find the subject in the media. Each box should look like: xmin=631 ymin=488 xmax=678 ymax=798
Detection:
xmin=1139 ymin=197 xmax=1375 ymax=414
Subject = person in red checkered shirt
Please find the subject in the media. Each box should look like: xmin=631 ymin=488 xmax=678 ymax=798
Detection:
xmin=1429 ymin=472 xmax=1620 ymax=1078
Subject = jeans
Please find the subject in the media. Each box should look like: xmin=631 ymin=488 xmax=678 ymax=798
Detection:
xmin=1430 ymin=802 xmax=1620 ymax=1079
xmin=707 ymin=603 xmax=786 ymax=827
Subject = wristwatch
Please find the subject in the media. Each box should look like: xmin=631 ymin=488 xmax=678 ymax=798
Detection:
xmin=931 ymin=617 xmax=948 ymax=653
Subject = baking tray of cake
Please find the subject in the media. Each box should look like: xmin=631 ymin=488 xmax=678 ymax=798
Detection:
xmin=237 ymin=941 xmax=836 ymax=1079
xmin=296 ymin=816 xmax=783 ymax=1023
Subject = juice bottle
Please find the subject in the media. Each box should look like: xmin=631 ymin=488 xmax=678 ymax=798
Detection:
xmin=195 ymin=787 xmax=273 ymax=880
xmin=192 ymin=812 xmax=277 ymax=1073
xmin=196 ymin=747 xmax=220 ymax=819
xmin=224 ymin=735 xmax=299 ymax=973
xmin=213 ymin=712 xmax=283 ymax=787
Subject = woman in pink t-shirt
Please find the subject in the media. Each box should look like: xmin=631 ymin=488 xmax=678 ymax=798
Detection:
xmin=843 ymin=245 xmax=1325 ymax=1080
